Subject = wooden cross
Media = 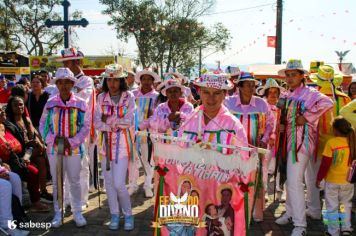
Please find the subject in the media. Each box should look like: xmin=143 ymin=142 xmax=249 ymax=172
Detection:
xmin=45 ymin=0 xmax=89 ymax=48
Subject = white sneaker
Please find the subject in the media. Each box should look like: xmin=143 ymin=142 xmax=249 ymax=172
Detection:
xmin=81 ymin=202 xmax=89 ymax=211
xmin=6 ymin=228 xmax=30 ymax=236
xmin=73 ymin=213 xmax=87 ymax=227
xmin=275 ymin=214 xmax=292 ymax=225
xmin=144 ymin=188 xmax=154 ymax=198
xmin=306 ymin=210 xmax=321 ymax=220
xmin=291 ymin=226 xmax=306 ymax=236
xmin=128 ymin=186 xmax=138 ymax=196
xmin=51 ymin=212 xmax=63 ymax=228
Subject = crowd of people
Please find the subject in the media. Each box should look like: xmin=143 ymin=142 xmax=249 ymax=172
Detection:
xmin=0 ymin=48 xmax=356 ymax=236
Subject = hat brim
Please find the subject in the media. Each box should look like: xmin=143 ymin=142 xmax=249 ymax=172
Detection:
xmin=161 ymin=85 xmax=186 ymax=96
xmin=234 ymin=78 xmax=259 ymax=85
xmin=193 ymin=81 xmax=234 ymax=90
xmin=52 ymin=76 xmax=77 ymax=84
xmin=278 ymin=68 xmax=309 ymax=77
xmin=256 ymin=85 xmax=285 ymax=96
xmin=55 ymin=56 xmax=84 ymax=62
xmin=102 ymin=71 xmax=128 ymax=79
xmin=309 ymin=73 xmax=343 ymax=86
xmin=135 ymin=71 xmax=161 ymax=83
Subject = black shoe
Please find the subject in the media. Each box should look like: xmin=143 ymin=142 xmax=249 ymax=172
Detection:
xmin=40 ymin=192 xmax=53 ymax=203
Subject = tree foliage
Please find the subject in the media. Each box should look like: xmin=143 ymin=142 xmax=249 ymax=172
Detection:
xmin=1 ymin=0 xmax=82 ymax=56
xmin=100 ymin=0 xmax=231 ymax=74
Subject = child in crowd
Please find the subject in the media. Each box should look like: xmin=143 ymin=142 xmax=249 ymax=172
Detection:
xmin=316 ymin=117 xmax=355 ymax=236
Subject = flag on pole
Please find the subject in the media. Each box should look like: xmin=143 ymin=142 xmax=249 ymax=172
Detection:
xmin=267 ymin=36 xmax=276 ymax=48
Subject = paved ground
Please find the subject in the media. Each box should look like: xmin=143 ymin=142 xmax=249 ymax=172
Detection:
xmin=21 ymin=174 xmax=356 ymax=236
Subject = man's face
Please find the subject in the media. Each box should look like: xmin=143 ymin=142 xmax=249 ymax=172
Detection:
xmin=56 ymin=79 xmax=74 ymax=98
xmin=199 ymin=87 xmax=226 ymax=112
xmin=126 ymin=74 xmax=135 ymax=85
xmin=267 ymin=87 xmax=280 ymax=105
xmin=166 ymin=87 xmax=182 ymax=101
xmin=239 ymin=81 xmax=256 ymax=98
xmin=221 ymin=190 xmax=232 ymax=205
xmin=107 ymin=77 xmax=120 ymax=94
xmin=63 ymin=60 xmax=76 ymax=72
xmin=40 ymin=72 xmax=49 ymax=84
xmin=285 ymin=70 xmax=304 ymax=90
xmin=140 ymin=75 xmax=154 ymax=90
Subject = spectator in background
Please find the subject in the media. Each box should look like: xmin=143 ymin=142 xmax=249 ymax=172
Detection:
xmin=6 ymin=96 xmax=52 ymax=203
xmin=125 ymin=70 xmax=138 ymax=91
xmin=0 ymin=161 xmax=30 ymax=236
xmin=347 ymin=78 xmax=356 ymax=100
xmin=1 ymin=103 xmax=50 ymax=212
xmin=17 ymin=77 xmax=31 ymax=90
xmin=26 ymin=75 xmax=50 ymax=130
xmin=0 ymin=75 xmax=11 ymax=104
xmin=11 ymin=84 xmax=29 ymax=104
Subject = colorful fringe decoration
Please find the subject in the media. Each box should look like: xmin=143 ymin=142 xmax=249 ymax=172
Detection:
xmin=153 ymin=166 xmax=169 ymax=236
xmin=44 ymin=107 xmax=85 ymax=157
xmin=233 ymin=113 xmax=266 ymax=146
xmin=239 ymin=182 xmax=255 ymax=236
xmin=90 ymin=89 xmax=96 ymax=143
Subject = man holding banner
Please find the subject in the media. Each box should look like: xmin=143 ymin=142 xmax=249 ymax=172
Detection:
xmin=149 ymin=72 xmax=262 ymax=236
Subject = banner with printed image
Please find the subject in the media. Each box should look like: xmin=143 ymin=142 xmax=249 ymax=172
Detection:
xmin=153 ymin=142 xmax=259 ymax=236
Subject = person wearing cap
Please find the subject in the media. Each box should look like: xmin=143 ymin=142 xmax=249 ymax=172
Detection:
xmin=129 ymin=68 xmax=160 ymax=197
xmin=125 ymin=70 xmax=139 ymax=91
xmin=150 ymin=75 xmax=194 ymax=134
xmin=56 ymin=48 xmax=96 ymax=210
xmin=224 ymin=72 xmax=274 ymax=222
xmin=179 ymin=72 xmax=248 ymax=155
xmin=39 ymin=68 xmax=90 ymax=228
xmin=225 ymin=66 xmax=240 ymax=96
xmin=94 ymin=64 xmax=135 ymax=231
xmin=275 ymin=59 xmax=334 ymax=236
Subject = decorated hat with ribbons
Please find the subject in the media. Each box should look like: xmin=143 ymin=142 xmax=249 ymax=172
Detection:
xmin=234 ymin=71 xmax=259 ymax=85
xmin=256 ymin=78 xmax=285 ymax=96
xmin=193 ymin=72 xmax=233 ymax=90
xmin=278 ymin=59 xmax=309 ymax=77
xmin=56 ymin=48 xmax=84 ymax=62
xmin=53 ymin=68 xmax=76 ymax=83
xmin=160 ymin=76 xmax=186 ymax=96
xmin=310 ymin=65 xmax=343 ymax=87
xmin=101 ymin=64 xmax=128 ymax=79
xmin=135 ymin=68 xmax=161 ymax=83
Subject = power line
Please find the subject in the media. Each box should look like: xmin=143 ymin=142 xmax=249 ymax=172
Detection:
xmin=201 ymin=3 xmax=275 ymax=16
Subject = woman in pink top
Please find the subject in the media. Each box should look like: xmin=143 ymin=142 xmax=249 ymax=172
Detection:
xmin=275 ymin=59 xmax=334 ymax=236
xmin=150 ymin=76 xmax=194 ymax=135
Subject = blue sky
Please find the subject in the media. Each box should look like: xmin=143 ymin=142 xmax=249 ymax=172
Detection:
xmin=62 ymin=0 xmax=356 ymax=68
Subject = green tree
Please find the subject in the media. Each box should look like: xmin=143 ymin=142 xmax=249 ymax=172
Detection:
xmin=100 ymin=0 xmax=231 ymax=74
xmin=0 ymin=3 xmax=20 ymax=50
xmin=2 ymin=0 xmax=82 ymax=56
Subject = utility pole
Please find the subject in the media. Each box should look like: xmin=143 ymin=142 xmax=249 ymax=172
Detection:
xmin=275 ymin=0 xmax=283 ymax=64
xmin=199 ymin=46 xmax=202 ymax=77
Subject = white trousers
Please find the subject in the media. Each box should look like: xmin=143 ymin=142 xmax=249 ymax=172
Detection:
xmin=324 ymin=182 xmax=354 ymax=235
xmin=49 ymin=153 xmax=82 ymax=213
xmin=0 ymin=172 xmax=22 ymax=228
xmin=129 ymin=143 xmax=154 ymax=190
xmin=285 ymin=152 xmax=321 ymax=227
xmin=102 ymin=155 xmax=132 ymax=216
